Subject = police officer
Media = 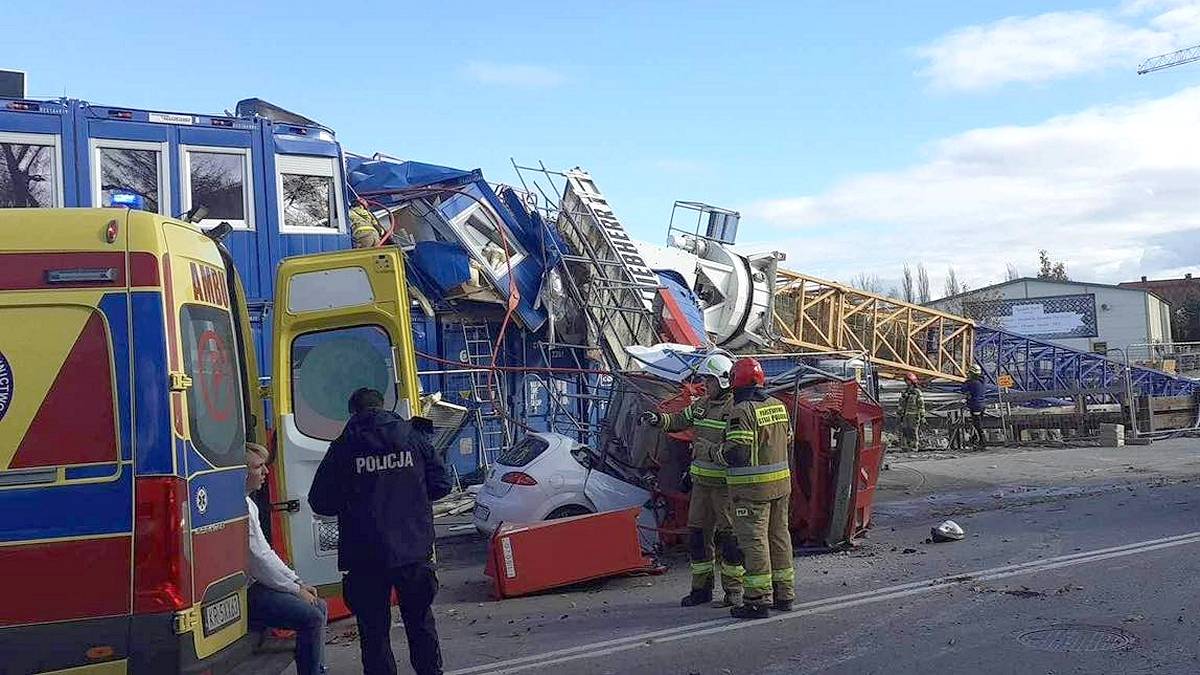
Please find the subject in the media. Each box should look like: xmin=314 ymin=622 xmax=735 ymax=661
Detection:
xmin=309 ymin=388 xmax=452 ymax=675
xmin=640 ymin=352 xmax=744 ymax=608
xmin=720 ymin=358 xmax=794 ymax=620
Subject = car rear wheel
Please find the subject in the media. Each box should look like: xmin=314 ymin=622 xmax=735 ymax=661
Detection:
xmin=546 ymin=505 xmax=591 ymax=520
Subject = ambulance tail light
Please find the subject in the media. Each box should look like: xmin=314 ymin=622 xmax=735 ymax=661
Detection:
xmin=133 ymin=477 xmax=193 ymax=613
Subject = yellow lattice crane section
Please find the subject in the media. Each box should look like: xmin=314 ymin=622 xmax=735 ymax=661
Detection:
xmin=771 ymin=269 xmax=975 ymax=381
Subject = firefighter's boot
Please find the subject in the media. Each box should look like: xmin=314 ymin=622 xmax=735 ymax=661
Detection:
xmin=772 ymin=599 xmax=793 ymax=612
xmin=730 ymin=604 xmax=770 ymax=620
xmin=680 ymin=589 xmax=712 ymax=607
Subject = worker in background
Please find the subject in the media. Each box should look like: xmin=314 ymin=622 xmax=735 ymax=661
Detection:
xmin=961 ymin=364 xmax=987 ymax=449
xmin=640 ymin=352 xmax=745 ymax=608
xmin=719 ymin=357 xmax=794 ymax=620
xmin=897 ymin=373 xmax=926 ymax=450
xmin=309 ymin=388 xmax=452 ymax=675
xmin=351 ymin=202 xmax=385 ymax=248
xmin=244 ymin=443 xmax=328 ymax=675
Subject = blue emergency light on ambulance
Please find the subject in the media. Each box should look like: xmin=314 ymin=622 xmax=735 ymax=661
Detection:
xmin=109 ymin=190 xmax=144 ymax=210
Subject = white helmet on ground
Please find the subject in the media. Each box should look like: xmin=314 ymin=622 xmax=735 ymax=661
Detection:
xmin=697 ymin=352 xmax=735 ymax=390
xmin=931 ymin=520 xmax=966 ymax=542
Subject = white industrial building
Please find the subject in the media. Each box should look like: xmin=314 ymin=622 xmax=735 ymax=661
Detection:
xmin=929 ymin=278 xmax=1173 ymax=356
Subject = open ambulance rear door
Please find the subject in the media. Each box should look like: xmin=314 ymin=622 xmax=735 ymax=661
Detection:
xmin=270 ymin=248 xmax=421 ymax=594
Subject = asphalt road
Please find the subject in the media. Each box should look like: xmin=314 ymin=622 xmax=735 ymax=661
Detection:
xmin=311 ymin=439 xmax=1200 ymax=675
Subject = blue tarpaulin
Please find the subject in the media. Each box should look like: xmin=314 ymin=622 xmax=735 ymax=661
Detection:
xmin=346 ymin=156 xmax=476 ymax=199
xmin=409 ymin=241 xmax=472 ymax=295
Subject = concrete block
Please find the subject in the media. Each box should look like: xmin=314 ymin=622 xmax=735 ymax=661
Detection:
xmin=1029 ymin=429 xmax=1049 ymax=442
xmin=1099 ymin=423 xmax=1125 ymax=436
xmin=1047 ymin=429 xmax=1064 ymax=441
xmin=985 ymin=429 xmax=1007 ymax=444
xmin=1019 ymin=429 xmax=1033 ymax=442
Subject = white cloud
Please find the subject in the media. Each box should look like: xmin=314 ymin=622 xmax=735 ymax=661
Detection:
xmin=742 ymin=87 xmax=1200 ymax=293
xmin=463 ymin=62 xmax=566 ymax=88
xmin=914 ymin=3 xmax=1199 ymax=91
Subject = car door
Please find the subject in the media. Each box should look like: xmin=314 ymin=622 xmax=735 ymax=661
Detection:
xmin=271 ymin=248 xmax=421 ymax=591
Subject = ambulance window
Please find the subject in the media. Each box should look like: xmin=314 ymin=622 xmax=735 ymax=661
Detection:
xmin=277 ymin=155 xmax=343 ymax=233
xmin=291 ymin=325 xmax=397 ymax=441
xmin=180 ymin=305 xmax=246 ymax=466
xmin=0 ymin=132 xmax=60 ymax=208
xmin=182 ymin=146 xmax=253 ymax=229
xmin=93 ymin=140 xmax=168 ymax=214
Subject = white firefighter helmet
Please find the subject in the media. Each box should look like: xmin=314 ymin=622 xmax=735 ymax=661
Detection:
xmin=697 ymin=352 xmax=735 ymax=390
xmin=931 ymin=520 xmax=966 ymax=542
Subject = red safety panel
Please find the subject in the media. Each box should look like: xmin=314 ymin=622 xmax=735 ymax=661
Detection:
xmin=11 ymin=313 xmax=118 ymax=468
xmin=192 ymin=518 xmax=249 ymax=601
xmin=0 ymin=536 xmax=131 ymax=625
xmin=486 ymin=508 xmax=659 ymax=599
xmin=129 ymin=251 xmax=160 ymax=287
xmin=0 ymin=252 xmax=126 ymax=290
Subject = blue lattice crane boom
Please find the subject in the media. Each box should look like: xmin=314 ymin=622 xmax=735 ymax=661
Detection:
xmin=1138 ymin=44 xmax=1200 ymax=74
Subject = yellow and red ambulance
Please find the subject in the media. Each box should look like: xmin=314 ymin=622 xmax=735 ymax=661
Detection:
xmin=0 ymin=208 xmax=420 ymax=674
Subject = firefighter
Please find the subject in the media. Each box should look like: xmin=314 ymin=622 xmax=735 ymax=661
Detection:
xmin=351 ymin=203 xmax=385 ymax=248
xmin=640 ymin=352 xmax=745 ymax=608
xmin=719 ymin=357 xmax=794 ymax=619
xmin=309 ymin=388 xmax=452 ymax=675
xmin=898 ymin=373 xmax=925 ymax=450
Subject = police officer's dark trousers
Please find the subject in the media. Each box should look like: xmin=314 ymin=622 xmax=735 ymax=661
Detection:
xmin=344 ymin=561 xmax=442 ymax=675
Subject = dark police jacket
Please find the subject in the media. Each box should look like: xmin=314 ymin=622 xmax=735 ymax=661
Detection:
xmin=309 ymin=409 xmax=452 ymax=571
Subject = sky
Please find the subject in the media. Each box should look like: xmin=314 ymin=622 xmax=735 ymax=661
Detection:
xmin=9 ymin=0 xmax=1200 ymax=298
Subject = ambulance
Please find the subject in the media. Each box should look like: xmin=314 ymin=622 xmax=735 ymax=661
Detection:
xmin=0 ymin=208 xmax=420 ymax=673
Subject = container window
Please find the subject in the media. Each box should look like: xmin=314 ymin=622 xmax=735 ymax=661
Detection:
xmin=93 ymin=140 xmax=169 ymax=214
xmin=183 ymin=147 xmax=253 ymax=229
xmin=291 ymin=325 xmax=397 ymax=441
xmin=0 ymin=133 xmax=60 ymax=208
xmin=180 ymin=305 xmax=246 ymax=466
xmin=276 ymin=155 xmax=343 ymax=233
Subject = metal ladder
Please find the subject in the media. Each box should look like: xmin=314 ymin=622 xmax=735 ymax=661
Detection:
xmin=462 ymin=323 xmax=511 ymax=467
xmin=534 ymin=342 xmax=613 ymax=449
xmin=510 ymin=164 xmax=659 ymax=371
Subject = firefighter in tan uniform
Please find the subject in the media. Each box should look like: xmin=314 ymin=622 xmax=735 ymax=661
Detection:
xmin=641 ymin=352 xmax=745 ymax=608
xmin=351 ymin=202 xmax=386 ymax=248
xmin=720 ymin=357 xmax=794 ymax=619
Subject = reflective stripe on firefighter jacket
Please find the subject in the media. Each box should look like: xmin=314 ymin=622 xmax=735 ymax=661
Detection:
xmin=659 ymin=391 xmax=734 ymax=486
xmin=721 ymin=393 xmax=793 ymax=501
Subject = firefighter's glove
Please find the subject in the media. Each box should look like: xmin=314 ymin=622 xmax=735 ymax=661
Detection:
xmin=640 ymin=411 xmax=661 ymax=427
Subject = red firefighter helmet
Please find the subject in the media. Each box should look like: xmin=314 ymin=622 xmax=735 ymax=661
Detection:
xmin=731 ymin=357 xmax=766 ymax=389
xmin=904 ymin=372 xmax=920 ymax=386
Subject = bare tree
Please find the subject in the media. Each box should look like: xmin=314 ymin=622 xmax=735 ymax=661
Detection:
xmin=850 ymin=272 xmax=884 ymax=295
xmin=917 ymin=264 xmax=931 ymax=304
xmin=887 ymin=285 xmax=900 ymax=300
xmin=1037 ymin=250 xmax=1068 ymax=281
xmin=901 ymin=264 xmax=915 ymax=303
xmin=1004 ymin=263 xmax=1020 ymax=281
xmin=944 ymin=268 xmax=961 ymax=299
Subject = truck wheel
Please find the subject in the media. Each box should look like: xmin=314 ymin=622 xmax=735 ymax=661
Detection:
xmin=546 ymin=505 xmax=591 ymax=520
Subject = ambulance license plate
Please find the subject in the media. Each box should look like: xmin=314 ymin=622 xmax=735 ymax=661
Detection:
xmin=203 ymin=594 xmax=241 ymax=635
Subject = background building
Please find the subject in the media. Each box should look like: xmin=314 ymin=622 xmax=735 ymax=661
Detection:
xmin=1119 ymin=273 xmax=1200 ymax=343
xmin=929 ymin=278 xmax=1173 ymax=356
